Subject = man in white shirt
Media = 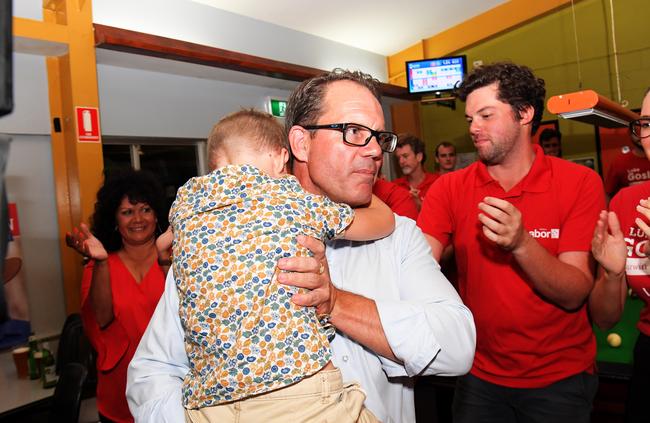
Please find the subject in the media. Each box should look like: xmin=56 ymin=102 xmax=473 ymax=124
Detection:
xmin=126 ymin=69 xmax=476 ymax=423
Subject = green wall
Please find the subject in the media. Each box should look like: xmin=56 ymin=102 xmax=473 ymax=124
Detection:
xmin=419 ymin=0 xmax=650 ymax=174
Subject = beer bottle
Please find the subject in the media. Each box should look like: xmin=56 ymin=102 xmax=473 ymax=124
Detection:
xmin=27 ymin=335 xmax=40 ymax=380
xmin=40 ymin=342 xmax=58 ymax=389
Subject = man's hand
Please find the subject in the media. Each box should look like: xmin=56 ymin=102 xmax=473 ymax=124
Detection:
xmin=592 ymin=210 xmax=626 ymax=277
xmin=409 ymin=187 xmax=422 ymax=209
xmin=478 ymin=196 xmax=529 ymax=252
xmin=277 ymin=235 xmax=338 ymax=316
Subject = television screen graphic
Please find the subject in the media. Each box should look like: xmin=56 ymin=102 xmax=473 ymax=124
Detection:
xmin=407 ymin=56 xmax=466 ymax=95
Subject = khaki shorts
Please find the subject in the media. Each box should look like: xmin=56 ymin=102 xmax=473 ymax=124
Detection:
xmin=185 ymin=368 xmax=379 ymax=423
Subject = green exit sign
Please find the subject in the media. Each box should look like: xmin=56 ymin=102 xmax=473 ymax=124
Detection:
xmin=269 ymin=99 xmax=287 ymax=118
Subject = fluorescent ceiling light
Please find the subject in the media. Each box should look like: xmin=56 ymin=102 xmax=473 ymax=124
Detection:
xmin=547 ymin=90 xmax=639 ymax=128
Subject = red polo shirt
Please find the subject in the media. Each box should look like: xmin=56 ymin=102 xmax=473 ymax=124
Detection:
xmin=609 ymin=182 xmax=650 ymax=336
xmin=418 ymin=145 xmax=604 ymax=388
xmin=393 ymin=172 xmax=438 ymax=203
xmin=373 ymin=178 xmax=419 ymax=220
xmin=604 ymin=150 xmax=650 ymax=196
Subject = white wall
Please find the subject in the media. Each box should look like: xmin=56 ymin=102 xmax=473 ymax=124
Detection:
xmin=4 ymin=134 xmax=66 ymax=338
xmin=13 ymin=0 xmax=388 ymax=82
xmin=97 ymin=63 xmax=293 ymax=137
xmin=0 ymin=53 xmax=51 ymax=135
xmin=92 ymin=0 xmax=388 ymax=82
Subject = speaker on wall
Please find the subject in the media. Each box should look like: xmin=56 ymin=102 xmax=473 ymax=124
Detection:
xmin=0 ymin=0 xmax=13 ymax=117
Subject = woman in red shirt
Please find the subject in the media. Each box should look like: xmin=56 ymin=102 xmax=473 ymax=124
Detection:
xmin=591 ymin=88 xmax=650 ymax=423
xmin=67 ymin=169 xmax=172 ymax=423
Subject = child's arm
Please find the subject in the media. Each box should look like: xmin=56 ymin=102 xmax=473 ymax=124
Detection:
xmin=343 ymin=194 xmax=395 ymax=241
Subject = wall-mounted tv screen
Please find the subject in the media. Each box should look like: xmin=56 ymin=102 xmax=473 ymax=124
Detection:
xmin=406 ymin=55 xmax=467 ymax=95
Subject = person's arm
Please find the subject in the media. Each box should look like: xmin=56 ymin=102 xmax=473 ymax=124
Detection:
xmin=343 ymin=194 xmax=395 ymax=241
xmin=66 ymin=223 xmax=113 ymax=327
xmin=278 ymin=221 xmax=476 ymax=377
xmin=277 ymin=235 xmax=397 ymax=360
xmin=478 ymin=196 xmax=594 ymax=310
xmin=155 ymin=226 xmax=173 ymax=275
xmin=126 ymin=270 xmax=189 ymax=423
xmin=589 ymin=210 xmax=627 ymax=330
xmin=424 ymin=234 xmax=445 ymax=262
xmin=88 ymin=260 xmax=113 ymax=328
xmin=373 ymin=218 xmax=475 ymax=376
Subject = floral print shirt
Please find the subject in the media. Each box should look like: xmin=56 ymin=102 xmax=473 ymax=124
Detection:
xmin=170 ymin=165 xmax=354 ymax=408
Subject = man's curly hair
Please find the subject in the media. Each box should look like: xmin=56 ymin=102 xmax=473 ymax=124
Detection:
xmin=458 ymin=62 xmax=546 ymax=135
xmin=90 ymin=168 xmax=168 ymax=252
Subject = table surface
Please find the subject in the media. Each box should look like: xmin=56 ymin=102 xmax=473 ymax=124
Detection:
xmin=0 ymin=349 xmax=54 ymax=415
xmin=593 ymin=296 xmax=643 ymax=378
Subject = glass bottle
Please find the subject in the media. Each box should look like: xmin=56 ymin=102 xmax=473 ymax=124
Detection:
xmin=40 ymin=342 xmax=58 ymax=389
xmin=27 ymin=335 xmax=40 ymax=380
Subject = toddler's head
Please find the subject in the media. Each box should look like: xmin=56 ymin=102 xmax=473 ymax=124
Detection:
xmin=207 ymin=109 xmax=289 ymax=177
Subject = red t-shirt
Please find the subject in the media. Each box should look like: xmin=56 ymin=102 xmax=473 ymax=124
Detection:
xmin=604 ymin=150 xmax=650 ymax=196
xmin=373 ymin=178 xmax=419 ymax=220
xmin=609 ymin=182 xmax=650 ymax=336
xmin=393 ymin=172 xmax=439 ymax=202
xmin=80 ymin=254 xmax=165 ymax=422
xmin=418 ymin=145 xmax=604 ymax=388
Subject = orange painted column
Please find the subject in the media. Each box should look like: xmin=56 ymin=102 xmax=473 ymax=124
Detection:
xmin=15 ymin=0 xmax=104 ymax=314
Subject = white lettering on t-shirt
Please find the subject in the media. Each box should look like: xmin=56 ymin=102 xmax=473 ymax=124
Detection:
xmin=528 ymin=228 xmax=560 ymax=239
xmin=624 ymin=235 xmax=648 ymax=258
xmin=626 ymin=169 xmax=650 ymax=182
xmin=626 ymin=257 xmax=650 ymax=276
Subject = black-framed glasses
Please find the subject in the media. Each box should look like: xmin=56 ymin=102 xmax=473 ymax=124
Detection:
xmin=302 ymin=123 xmax=398 ymax=153
xmin=630 ymin=117 xmax=650 ymax=139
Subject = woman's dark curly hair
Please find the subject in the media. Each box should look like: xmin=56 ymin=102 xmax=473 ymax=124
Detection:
xmin=457 ymin=62 xmax=546 ymax=135
xmin=90 ymin=168 xmax=168 ymax=252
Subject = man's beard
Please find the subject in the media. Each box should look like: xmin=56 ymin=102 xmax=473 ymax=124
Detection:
xmin=477 ymin=139 xmax=514 ymax=166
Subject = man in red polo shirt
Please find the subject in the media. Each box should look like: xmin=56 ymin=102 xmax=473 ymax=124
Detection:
xmin=393 ymin=134 xmax=438 ymax=210
xmin=434 ymin=141 xmax=458 ymax=175
xmin=418 ymin=62 xmax=604 ymax=422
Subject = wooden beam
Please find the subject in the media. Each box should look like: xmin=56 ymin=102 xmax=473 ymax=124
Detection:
xmin=93 ymin=24 xmax=411 ymax=100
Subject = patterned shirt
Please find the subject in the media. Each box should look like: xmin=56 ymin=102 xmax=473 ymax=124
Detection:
xmin=170 ymin=165 xmax=354 ymax=408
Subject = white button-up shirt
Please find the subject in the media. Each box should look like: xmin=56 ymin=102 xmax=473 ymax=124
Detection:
xmin=127 ymin=216 xmax=476 ymax=423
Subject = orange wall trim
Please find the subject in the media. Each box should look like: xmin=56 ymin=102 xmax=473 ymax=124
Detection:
xmin=13 ymin=17 xmax=69 ymax=44
xmin=387 ymin=0 xmax=578 ymax=86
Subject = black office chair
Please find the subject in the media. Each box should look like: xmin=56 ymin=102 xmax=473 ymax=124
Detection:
xmin=56 ymin=313 xmax=97 ymax=398
xmin=48 ymin=362 xmax=88 ymax=423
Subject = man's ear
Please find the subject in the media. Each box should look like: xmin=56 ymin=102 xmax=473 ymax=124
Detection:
xmin=288 ymin=125 xmax=310 ymax=163
xmin=519 ymin=105 xmax=535 ymax=127
xmin=416 ymin=152 xmax=424 ymax=164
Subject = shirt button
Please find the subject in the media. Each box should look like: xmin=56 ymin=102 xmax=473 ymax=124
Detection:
xmin=342 ymin=355 xmax=349 ymax=362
